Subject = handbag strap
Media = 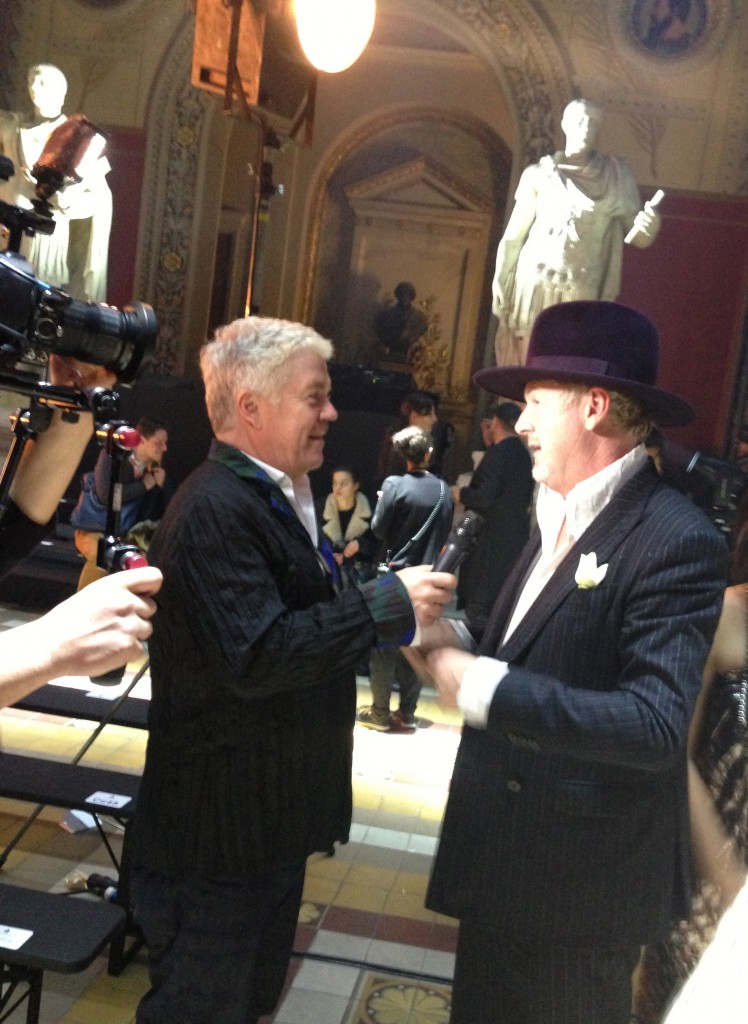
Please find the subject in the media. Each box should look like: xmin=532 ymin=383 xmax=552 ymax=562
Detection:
xmin=390 ymin=479 xmax=447 ymax=564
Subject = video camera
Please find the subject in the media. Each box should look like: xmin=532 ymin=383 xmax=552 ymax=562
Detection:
xmin=0 ymin=114 xmax=155 ymax=387
xmin=0 ymin=114 xmax=157 ymax=573
xmin=657 ymin=436 xmax=748 ymax=542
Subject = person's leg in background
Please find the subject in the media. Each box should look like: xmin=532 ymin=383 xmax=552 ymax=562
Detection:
xmin=390 ymin=650 xmax=422 ymax=730
xmin=357 ymin=646 xmax=395 ymax=730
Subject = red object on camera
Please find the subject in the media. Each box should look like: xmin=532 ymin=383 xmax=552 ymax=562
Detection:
xmin=121 ymin=551 xmax=148 ymax=571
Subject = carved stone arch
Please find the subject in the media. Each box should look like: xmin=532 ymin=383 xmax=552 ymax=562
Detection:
xmin=299 ymin=104 xmax=512 ymax=328
xmin=135 ymin=14 xmax=231 ymax=374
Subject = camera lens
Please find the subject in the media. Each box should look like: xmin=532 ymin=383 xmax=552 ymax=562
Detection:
xmin=53 ymin=299 xmax=157 ymax=382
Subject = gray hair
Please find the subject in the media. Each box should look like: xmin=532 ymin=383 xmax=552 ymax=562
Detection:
xmin=200 ymin=317 xmax=333 ymax=434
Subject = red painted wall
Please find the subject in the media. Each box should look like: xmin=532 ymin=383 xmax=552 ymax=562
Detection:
xmin=102 ymin=127 xmax=147 ymax=310
xmin=619 ymin=192 xmax=748 ymax=454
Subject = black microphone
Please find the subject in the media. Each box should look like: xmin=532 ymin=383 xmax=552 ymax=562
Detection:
xmin=432 ymin=511 xmax=484 ymax=573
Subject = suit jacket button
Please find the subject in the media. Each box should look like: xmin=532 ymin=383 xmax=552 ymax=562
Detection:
xmin=507 ymin=780 xmax=522 ymax=793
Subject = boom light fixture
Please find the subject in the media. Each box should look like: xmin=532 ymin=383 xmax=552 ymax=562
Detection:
xmin=294 ymin=0 xmax=376 ymax=73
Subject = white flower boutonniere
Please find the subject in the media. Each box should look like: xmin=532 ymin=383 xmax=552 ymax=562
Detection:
xmin=575 ymin=551 xmax=608 ymax=590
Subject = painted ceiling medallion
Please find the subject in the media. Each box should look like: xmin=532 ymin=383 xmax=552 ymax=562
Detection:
xmin=623 ymin=0 xmax=735 ymax=61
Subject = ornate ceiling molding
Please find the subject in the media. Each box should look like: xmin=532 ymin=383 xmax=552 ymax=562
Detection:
xmin=423 ymin=0 xmax=573 ymax=163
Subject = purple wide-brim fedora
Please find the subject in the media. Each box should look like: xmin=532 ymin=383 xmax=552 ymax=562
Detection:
xmin=475 ymin=300 xmax=694 ymax=427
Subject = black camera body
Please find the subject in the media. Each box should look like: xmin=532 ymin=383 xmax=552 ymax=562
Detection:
xmin=0 ymin=130 xmax=156 ymax=387
xmin=0 ymin=248 xmax=155 ymax=384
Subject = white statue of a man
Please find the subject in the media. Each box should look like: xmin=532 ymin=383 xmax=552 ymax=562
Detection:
xmin=0 ymin=62 xmax=112 ymax=302
xmin=492 ymin=98 xmax=661 ymax=365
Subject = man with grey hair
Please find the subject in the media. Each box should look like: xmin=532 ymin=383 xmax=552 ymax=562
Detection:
xmin=130 ymin=317 xmax=456 ymax=1024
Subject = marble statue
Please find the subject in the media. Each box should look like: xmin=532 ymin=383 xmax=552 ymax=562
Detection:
xmin=492 ymin=98 xmax=661 ymax=365
xmin=0 ymin=63 xmax=112 ymax=301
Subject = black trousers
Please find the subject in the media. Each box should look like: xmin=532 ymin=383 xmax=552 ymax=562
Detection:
xmin=451 ymin=917 xmax=640 ymax=1024
xmin=368 ymin=646 xmax=422 ymax=716
xmin=132 ymin=861 xmax=305 ymax=1024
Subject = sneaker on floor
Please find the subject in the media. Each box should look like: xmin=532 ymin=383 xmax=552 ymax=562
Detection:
xmin=390 ymin=710 xmax=416 ymax=731
xmin=356 ymin=706 xmax=391 ymax=731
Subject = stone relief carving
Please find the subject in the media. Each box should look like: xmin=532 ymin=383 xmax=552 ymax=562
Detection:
xmin=135 ymin=19 xmax=211 ymax=375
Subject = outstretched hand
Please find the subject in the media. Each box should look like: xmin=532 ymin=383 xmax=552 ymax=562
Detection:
xmin=424 ymin=646 xmax=477 ymax=707
xmin=41 ymin=566 xmax=163 ymax=679
xmin=395 ymin=565 xmax=456 ymax=627
xmin=48 ymin=354 xmax=117 ymax=390
xmin=0 ymin=566 xmax=164 ymax=709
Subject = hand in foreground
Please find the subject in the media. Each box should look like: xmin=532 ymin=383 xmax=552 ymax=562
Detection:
xmin=49 ymin=354 xmax=117 ymax=390
xmin=424 ymin=646 xmax=477 ymax=707
xmin=39 ymin=566 xmax=163 ymax=679
xmin=395 ymin=565 xmax=456 ymax=627
xmin=416 ymin=618 xmax=472 ymax=652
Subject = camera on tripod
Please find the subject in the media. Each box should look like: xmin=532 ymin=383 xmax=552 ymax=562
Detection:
xmin=0 ymin=114 xmax=155 ymax=385
xmin=0 ymin=114 xmax=158 ymax=577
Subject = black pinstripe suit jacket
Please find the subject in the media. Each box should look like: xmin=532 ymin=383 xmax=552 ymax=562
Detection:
xmin=426 ymin=462 xmax=728 ymax=946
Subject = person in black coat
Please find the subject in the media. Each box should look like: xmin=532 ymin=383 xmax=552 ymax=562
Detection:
xmin=130 ymin=318 xmax=456 ymax=1024
xmin=419 ymin=301 xmax=727 ymax=1024
xmin=453 ymin=401 xmax=534 ymax=641
xmin=358 ymin=426 xmax=453 ymax=731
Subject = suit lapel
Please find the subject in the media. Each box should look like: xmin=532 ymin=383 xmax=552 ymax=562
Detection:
xmin=490 ymin=464 xmax=661 ymax=661
xmin=479 ymin=534 xmax=541 ymax=654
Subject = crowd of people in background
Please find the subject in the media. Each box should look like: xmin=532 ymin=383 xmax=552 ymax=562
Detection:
xmin=3 ymin=306 xmax=748 ymax=1024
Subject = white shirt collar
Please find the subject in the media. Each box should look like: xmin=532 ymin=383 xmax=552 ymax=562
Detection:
xmin=239 ymin=452 xmax=318 ymax=545
xmin=536 ymin=443 xmax=649 ymax=556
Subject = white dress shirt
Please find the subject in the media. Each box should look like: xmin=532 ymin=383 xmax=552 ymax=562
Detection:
xmin=458 ymin=443 xmax=649 ymax=726
xmin=240 ymin=453 xmax=319 ymax=546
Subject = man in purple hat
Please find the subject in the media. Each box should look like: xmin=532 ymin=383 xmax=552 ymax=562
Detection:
xmin=419 ymin=300 xmax=727 ymax=1023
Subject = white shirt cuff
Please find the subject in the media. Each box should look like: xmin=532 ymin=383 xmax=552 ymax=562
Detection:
xmin=457 ymin=656 xmax=509 ymax=727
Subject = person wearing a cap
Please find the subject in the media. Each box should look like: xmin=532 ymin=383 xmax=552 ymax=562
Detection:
xmin=419 ymin=300 xmax=728 ymax=1024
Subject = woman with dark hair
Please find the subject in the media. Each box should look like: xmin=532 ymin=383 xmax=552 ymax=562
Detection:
xmin=375 ymin=390 xmax=440 ymax=486
xmin=321 ymin=466 xmax=375 ymax=588
xmin=358 ymin=427 xmax=453 ymax=731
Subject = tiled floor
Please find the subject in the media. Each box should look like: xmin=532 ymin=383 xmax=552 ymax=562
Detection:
xmin=0 ymin=601 xmax=463 ymax=1023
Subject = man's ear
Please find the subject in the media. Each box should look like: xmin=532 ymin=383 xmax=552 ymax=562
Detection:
xmin=583 ymin=386 xmax=611 ymax=429
xmin=237 ymin=389 xmax=261 ymax=428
